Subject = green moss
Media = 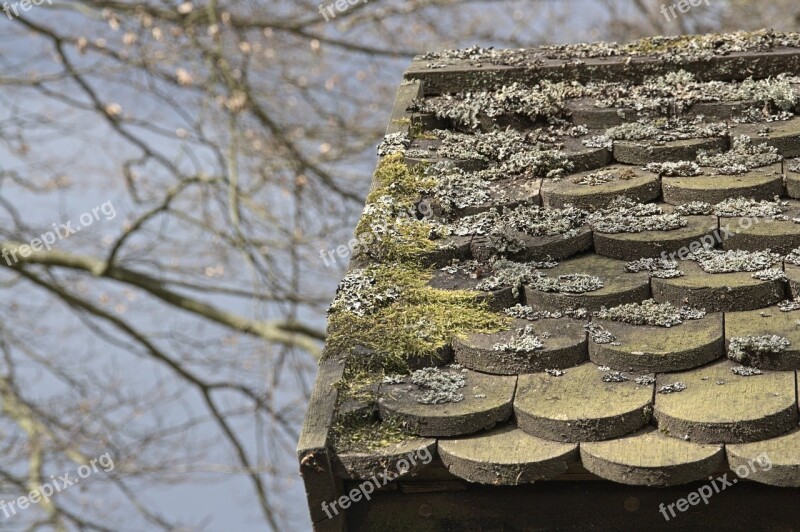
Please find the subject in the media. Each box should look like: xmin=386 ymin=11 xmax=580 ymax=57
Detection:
xmin=328 ymin=263 xmax=509 ymax=372
xmin=331 ymin=415 xmax=409 ymax=453
xmin=353 ymin=154 xmax=439 ymax=263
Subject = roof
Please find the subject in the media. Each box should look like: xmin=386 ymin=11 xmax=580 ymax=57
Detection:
xmin=299 ymin=29 xmax=800 ymax=528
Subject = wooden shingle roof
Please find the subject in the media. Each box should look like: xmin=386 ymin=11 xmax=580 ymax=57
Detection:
xmin=299 ymin=30 xmax=800 ymax=530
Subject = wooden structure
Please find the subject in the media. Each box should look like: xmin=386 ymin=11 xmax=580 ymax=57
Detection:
xmin=299 ymin=31 xmax=800 ymax=530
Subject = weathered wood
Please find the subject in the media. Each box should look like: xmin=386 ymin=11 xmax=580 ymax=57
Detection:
xmin=593 ymin=215 xmax=718 ymax=261
xmin=438 ymin=424 xmax=578 ymax=485
xmin=385 ymin=79 xmax=423 ymax=136
xmin=661 ymin=163 xmax=785 ymax=205
xmin=541 ymin=165 xmax=661 ymax=210
xmin=297 ymin=356 xmax=347 ymax=530
xmin=652 ymin=259 xmax=786 ymax=312
xmin=453 ymin=318 xmax=588 ymax=374
xmin=406 ymin=47 xmax=800 ymax=95
xmin=581 ymin=427 xmax=725 ymax=486
xmin=727 ymin=427 xmax=800 ymax=487
xmin=378 ymin=368 xmax=516 ymax=437
xmin=332 ymin=438 xmax=437 ymax=480
xmin=524 ymin=253 xmax=651 ymax=312
xmin=514 ymin=362 xmax=653 ymax=442
xmin=724 ymin=305 xmax=800 ymax=370
xmin=654 ymin=359 xmax=798 ymax=443
xmin=566 ymin=98 xmax=640 ymax=128
xmin=614 ymin=137 xmax=728 ymax=165
xmin=589 ymin=314 xmax=724 ymax=372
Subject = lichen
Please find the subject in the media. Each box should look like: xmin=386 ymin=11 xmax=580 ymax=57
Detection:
xmin=492 ymin=325 xmax=544 ymax=353
xmin=504 ymin=304 xmax=587 ymax=320
xmin=778 ymin=299 xmax=800 ymax=312
xmin=474 ymin=258 xmax=557 ymax=297
xmin=606 ymin=117 xmax=727 ymax=143
xmin=645 ymin=161 xmax=703 ymax=177
xmin=731 ymin=366 xmax=763 ymax=377
xmin=625 ymin=257 xmax=684 ymax=278
xmin=589 ymin=197 xmax=685 ymax=234
xmin=690 ymin=249 xmax=779 ymax=273
xmin=329 ymin=267 xmax=402 ymax=317
xmin=408 ymin=366 xmax=466 ymax=404
xmin=658 ymin=382 xmax=687 ymax=394
xmin=712 ymin=196 xmax=786 ymax=218
xmin=377 ymin=132 xmax=411 ymax=156
xmin=413 ymin=81 xmax=581 ymax=129
xmin=728 ymin=335 xmax=790 ymax=366
xmin=594 ymin=299 xmax=705 ymax=327
xmin=696 ymin=135 xmax=781 ymax=174
xmin=585 ymin=322 xmax=615 ymax=344
xmin=751 ymin=268 xmax=787 ymax=281
xmin=529 ymin=273 xmax=604 ymax=294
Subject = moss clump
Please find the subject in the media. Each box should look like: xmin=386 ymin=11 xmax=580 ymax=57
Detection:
xmin=327 ymin=262 xmax=509 ymax=372
xmin=353 ymin=154 xmax=439 ymax=263
xmin=331 ymin=415 xmax=409 ymax=453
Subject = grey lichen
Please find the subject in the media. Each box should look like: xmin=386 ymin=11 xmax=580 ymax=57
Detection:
xmin=530 ymin=273 xmax=604 ymax=294
xmin=589 ymin=197 xmax=685 ymax=234
xmin=728 ymin=335 xmax=791 ymax=366
xmin=696 ymin=135 xmax=781 ymax=174
xmin=377 ymin=132 xmax=411 ymax=156
xmin=625 ymin=257 xmax=684 ymax=278
xmin=712 ymin=196 xmax=787 ymax=218
xmin=674 ymin=201 xmax=713 ymax=215
xmin=751 ymin=268 xmax=787 ymax=281
xmin=606 ymin=117 xmax=728 ymax=143
xmin=645 ymin=161 xmax=703 ymax=177
xmin=658 ymin=382 xmax=687 ymax=394
xmin=330 ymin=268 xmax=401 ymax=317
xmin=635 ymin=375 xmax=656 ymax=385
xmin=492 ymin=325 xmax=544 ymax=353
xmin=414 ymin=81 xmax=581 ymax=129
xmin=690 ymin=249 xmax=779 ymax=273
xmin=504 ymin=304 xmax=588 ymax=321
xmin=778 ymin=299 xmax=800 ymax=312
xmin=475 ymin=258 xmax=557 ymax=297
xmin=602 ymin=371 xmax=629 ymax=383
xmin=731 ymin=366 xmax=763 ymax=377
xmin=409 ymin=367 xmax=466 ymax=404
xmin=545 ymin=368 xmax=565 ymax=377
xmin=585 ymin=322 xmax=615 ymax=344
xmin=594 ymin=299 xmax=705 ymax=327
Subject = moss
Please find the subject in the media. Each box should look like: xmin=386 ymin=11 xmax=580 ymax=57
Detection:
xmin=331 ymin=415 xmax=409 ymax=453
xmin=328 ymin=263 xmax=509 ymax=371
xmin=353 ymin=154 xmax=439 ymax=263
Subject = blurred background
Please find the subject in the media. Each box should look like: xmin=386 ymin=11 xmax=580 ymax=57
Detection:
xmin=0 ymin=0 xmax=796 ymax=530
